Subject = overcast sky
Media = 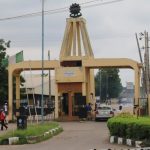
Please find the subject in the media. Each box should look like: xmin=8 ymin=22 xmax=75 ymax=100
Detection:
xmin=0 ymin=0 xmax=150 ymax=86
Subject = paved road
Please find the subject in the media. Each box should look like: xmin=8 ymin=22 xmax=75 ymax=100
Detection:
xmin=0 ymin=121 xmax=132 ymax=150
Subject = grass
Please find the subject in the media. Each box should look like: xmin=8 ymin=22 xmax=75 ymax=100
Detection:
xmin=0 ymin=122 xmax=63 ymax=144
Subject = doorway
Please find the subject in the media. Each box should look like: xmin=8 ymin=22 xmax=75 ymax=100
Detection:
xmin=62 ymin=93 xmax=69 ymax=115
xmin=73 ymin=93 xmax=86 ymax=116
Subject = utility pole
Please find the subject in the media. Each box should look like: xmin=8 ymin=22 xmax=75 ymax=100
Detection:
xmin=99 ymin=69 xmax=101 ymax=103
xmin=48 ymin=50 xmax=54 ymax=119
xmin=145 ymin=31 xmax=150 ymax=95
xmin=135 ymin=33 xmax=147 ymax=97
xmin=136 ymin=33 xmax=143 ymax=64
xmin=106 ymin=74 xmax=109 ymax=103
xmin=105 ymin=72 xmax=108 ymax=103
xmin=147 ymin=31 xmax=150 ymax=115
xmin=147 ymin=32 xmax=150 ymax=90
xmin=143 ymin=31 xmax=150 ymax=115
xmin=41 ymin=0 xmax=45 ymax=123
xmin=48 ymin=51 xmax=51 ymax=102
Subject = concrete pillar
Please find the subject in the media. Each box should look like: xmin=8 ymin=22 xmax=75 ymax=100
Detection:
xmin=8 ymin=69 xmax=13 ymax=121
xmin=86 ymin=68 xmax=90 ymax=104
xmin=68 ymin=91 xmax=72 ymax=119
xmin=86 ymin=68 xmax=95 ymax=104
xmin=16 ymin=75 xmax=20 ymax=108
xmin=82 ymin=67 xmax=86 ymax=96
xmin=134 ymin=68 xmax=140 ymax=115
xmin=16 ymin=74 xmax=20 ymax=116
xmin=90 ymin=69 xmax=95 ymax=102
xmin=134 ymin=68 xmax=140 ymax=105
xmin=82 ymin=83 xmax=86 ymax=96
xmin=54 ymin=81 xmax=58 ymax=118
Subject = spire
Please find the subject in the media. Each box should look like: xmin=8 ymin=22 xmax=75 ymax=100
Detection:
xmin=59 ymin=4 xmax=94 ymax=61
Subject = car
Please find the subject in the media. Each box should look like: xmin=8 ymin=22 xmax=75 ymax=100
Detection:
xmin=95 ymin=105 xmax=114 ymax=121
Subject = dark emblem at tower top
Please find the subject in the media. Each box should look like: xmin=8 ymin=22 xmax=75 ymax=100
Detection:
xmin=69 ymin=3 xmax=82 ymax=18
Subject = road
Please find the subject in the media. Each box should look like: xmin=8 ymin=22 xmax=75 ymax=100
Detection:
xmin=0 ymin=121 xmax=132 ymax=150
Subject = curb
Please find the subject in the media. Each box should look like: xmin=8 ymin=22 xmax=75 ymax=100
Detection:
xmin=89 ymin=148 xmax=150 ymax=150
xmin=110 ymin=136 xmax=143 ymax=148
xmin=26 ymin=126 xmax=62 ymax=144
xmin=0 ymin=126 xmax=62 ymax=145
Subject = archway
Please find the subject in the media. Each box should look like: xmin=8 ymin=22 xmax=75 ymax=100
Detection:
xmin=7 ymin=4 xmax=142 ymax=121
xmin=8 ymin=58 xmax=141 ymax=120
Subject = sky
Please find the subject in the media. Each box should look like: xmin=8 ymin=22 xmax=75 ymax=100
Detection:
xmin=0 ymin=0 xmax=150 ymax=86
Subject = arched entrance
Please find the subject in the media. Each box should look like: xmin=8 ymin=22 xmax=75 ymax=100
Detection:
xmin=8 ymin=58 xmax=141 ymax=121
xmin=7 ymin=4 xmax=143 ymax=121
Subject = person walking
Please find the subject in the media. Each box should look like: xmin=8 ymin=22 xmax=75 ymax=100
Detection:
xmin=85 ymin=103 xmax=92 ymax=120
xmin=0 ymin=109 xmax=8 ymax=130
xmin=3 ymin=103 xmax=8 ymax=115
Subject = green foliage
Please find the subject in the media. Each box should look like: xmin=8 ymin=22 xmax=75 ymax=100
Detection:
xmin=0 ymin=39 xmax=25 ymax=105
xmin=2 ymin=122 xmax=59 ymax=138
xmin=95 ymin=68 xmax=122 ymax=101
xmin=0 ymin=39 xmax=10 ymax=104
xmin=0 ymin=122 xmax=62 ymax=144
xmin=107 ymin=114 xmax=150 ymax=141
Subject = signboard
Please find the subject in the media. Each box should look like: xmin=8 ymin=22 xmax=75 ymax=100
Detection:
xmin=55 ymin=67 xmax=84 ymax=82
xmin=64 ymin=71 xmax=75 ymax=77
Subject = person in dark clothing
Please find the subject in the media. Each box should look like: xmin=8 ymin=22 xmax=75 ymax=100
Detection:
xmin=0 ymin=109 xmax=8 ymax=130
xmin=79 ymin=105 xmax=87 ymax=120
xmin=85 ymin=103 xmax=92 ymax=120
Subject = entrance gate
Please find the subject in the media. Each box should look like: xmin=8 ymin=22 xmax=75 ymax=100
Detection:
xmin=7 ymin=4 xmax=143 ymax=121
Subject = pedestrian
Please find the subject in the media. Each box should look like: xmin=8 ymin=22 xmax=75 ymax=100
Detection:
xmin=3 ymin=103 xmax=8 ymax=115
xmin=94 ymin=103 xmax=97 ymax=111
xmin=85 ymin=103 xmax=92 ymax=120
xmin=0 ymin=109 xmax=8 ymax=130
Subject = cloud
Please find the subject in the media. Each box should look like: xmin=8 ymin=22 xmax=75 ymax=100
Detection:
xmin=0 ymin=0 xmax=150 ymax=86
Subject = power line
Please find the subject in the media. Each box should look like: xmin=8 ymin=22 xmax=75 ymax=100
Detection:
xmin=82 ymin=0 xmax=124 ymax=8
xmin=0 ymin=0 xmax=124 ymax=22
xmin=0 ymin=8 xmax=67 ymax=21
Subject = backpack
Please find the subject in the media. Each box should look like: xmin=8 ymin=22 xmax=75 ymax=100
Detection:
xmin=0 ymin=112 xmax=6 ymax=120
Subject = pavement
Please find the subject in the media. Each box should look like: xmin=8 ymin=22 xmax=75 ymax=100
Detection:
xmin=0 ymin=121 xmax=132 ymax=150
xmin=0 ymin=123 xmax=16 ymax=136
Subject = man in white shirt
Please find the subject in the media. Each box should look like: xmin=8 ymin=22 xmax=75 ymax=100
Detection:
xmin=3 ymin=103 xmax=8 ymax=115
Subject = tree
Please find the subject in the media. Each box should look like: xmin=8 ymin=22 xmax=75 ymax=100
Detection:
xmin=0 ymin=39 xmax=25 ymax=105
xmin=0 ymin=39 xmax=10 ymax=104
xmin=95 ymin=68 xmax=123 ymax=101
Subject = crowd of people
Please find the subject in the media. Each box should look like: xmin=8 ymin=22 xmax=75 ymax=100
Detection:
xmin=0 ymin=103 xmax=8 ymax=131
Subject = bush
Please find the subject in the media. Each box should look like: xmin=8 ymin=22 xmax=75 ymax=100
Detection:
xmin=107 ymin=113 xmax=150 ymax=141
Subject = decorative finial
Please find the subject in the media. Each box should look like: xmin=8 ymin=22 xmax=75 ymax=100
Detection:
xmin=69 ymin=3 xmax=82 ymax=18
